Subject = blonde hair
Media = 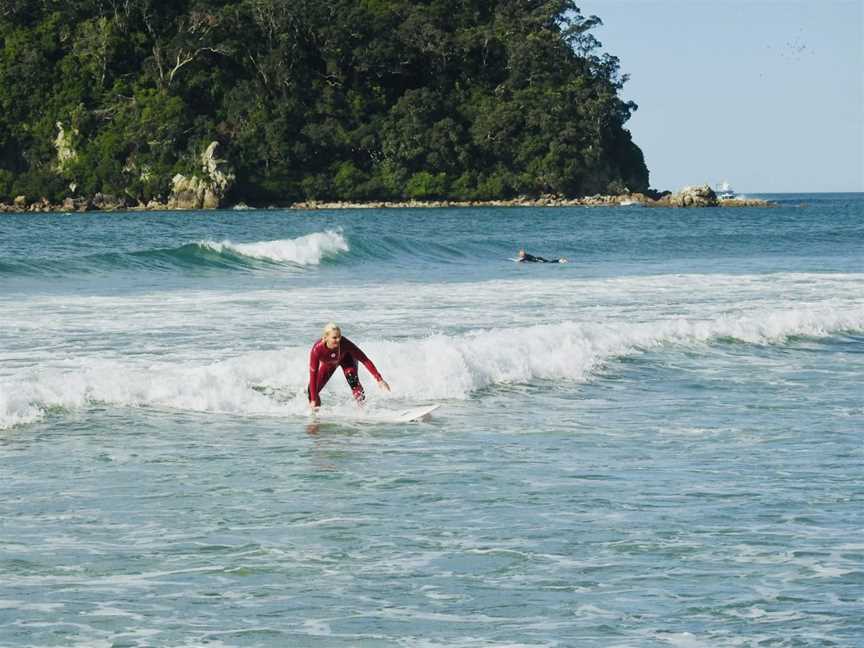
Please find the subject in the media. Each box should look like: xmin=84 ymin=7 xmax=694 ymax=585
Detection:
xmin=321 ymin=322 xmax=341 ymax=341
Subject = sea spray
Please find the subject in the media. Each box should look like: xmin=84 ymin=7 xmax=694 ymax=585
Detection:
xmin=367 ymin=306 xmax=864 ymax=400
xmin=197 ymin=230 xmax=349 ymax=265
xmin=3 ymin=305 xmax=861 ymax=429
xmin=0 ymin=385 xmax=45 ymax=428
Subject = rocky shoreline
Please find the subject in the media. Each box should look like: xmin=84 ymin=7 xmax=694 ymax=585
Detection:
xmin=289 ymin=186 xmax=771 ymax=210
xmin=0 ymin=184 xmax=771 ymax=214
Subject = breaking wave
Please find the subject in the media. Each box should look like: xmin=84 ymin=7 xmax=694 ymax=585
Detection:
xmin=0 ymin=230 xmax=349 ymax=275
xmin=195 ymin=231 xmax=349 ymax=265
xmin=2 ymin=305 xmax=862 ymax=429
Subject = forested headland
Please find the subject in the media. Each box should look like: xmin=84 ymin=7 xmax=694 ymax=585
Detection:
xmin=0 ymin=0 xmax=650 ymax=208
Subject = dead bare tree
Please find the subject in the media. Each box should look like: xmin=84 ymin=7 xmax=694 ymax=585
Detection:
xmin=142 ymin=6 xmax=229 ymax=90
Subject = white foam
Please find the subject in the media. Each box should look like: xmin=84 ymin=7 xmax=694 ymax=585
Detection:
xmin=198 ymin=230 xmax=348 ymax=265
xmin=2 ymin=272 xmax=860 ymax=372
xmin=1 ymin=305 xmax=861 ymax=429
xmin=366 ymin=306 xmax=864 ymax=401
xmin=661 ymin=632 xmax=713 ymax=648
xmin=0 ymin=599 xmax=64 ymax=612
xmin=0 ymin=384 xmax=45 ymax=428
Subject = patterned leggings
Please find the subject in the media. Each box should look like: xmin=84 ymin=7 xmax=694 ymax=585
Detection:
xmin=307 ymin=354 xmax=365 ymax=405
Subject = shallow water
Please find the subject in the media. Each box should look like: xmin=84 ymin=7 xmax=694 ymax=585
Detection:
xmin=1 ymin=194 xmax=862 ymax=646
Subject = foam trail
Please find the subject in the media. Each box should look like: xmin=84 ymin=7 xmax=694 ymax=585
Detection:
xmin=1 ymin=305 xmax=862 ymax=429
xmin=371 ymin=306 xmax=864 ymax=401
xmin=198 ymin=230 xmax=348 ymax=265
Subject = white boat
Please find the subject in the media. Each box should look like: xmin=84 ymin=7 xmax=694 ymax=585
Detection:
xmin=715 ymin=180 xmax=736 ymax=200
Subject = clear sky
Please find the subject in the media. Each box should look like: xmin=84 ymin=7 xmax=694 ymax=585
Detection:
xmin=576 ymin=0 xmax=863 ymax=193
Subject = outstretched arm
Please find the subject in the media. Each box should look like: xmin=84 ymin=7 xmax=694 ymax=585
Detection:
xmin=344 ymin=338 xmax=390 ymax=391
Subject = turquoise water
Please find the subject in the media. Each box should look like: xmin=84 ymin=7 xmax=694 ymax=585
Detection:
xmin=1 ymin=194 xmax=862 ymax=646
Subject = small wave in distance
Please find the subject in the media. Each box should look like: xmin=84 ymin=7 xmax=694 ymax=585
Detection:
xmin=0 ymin=230 xmax=349 ymax=276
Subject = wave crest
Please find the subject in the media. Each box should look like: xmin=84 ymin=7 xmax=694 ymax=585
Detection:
xmin=196 ymin=230 xmax=348 ymax=266
xmin=2 ymin=306 xmax=862 ymax=429
xmin=0 ymin=230 xmax=349 ymax=275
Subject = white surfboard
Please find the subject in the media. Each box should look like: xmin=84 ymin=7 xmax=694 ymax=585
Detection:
xmin=385 ymin=404 xmax=440 ymax=423
xmin=310 ymin=403 xmax=440 ymax=424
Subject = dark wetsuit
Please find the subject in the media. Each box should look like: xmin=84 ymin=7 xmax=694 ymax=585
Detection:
xmin=307 ymin=337 xmax=382 ymax=406
xmin=519 ymin=252 xmax=558 ymax=263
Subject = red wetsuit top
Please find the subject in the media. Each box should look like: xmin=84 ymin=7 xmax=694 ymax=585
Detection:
xmin=308 ymin=337 xmax=382 ymax=405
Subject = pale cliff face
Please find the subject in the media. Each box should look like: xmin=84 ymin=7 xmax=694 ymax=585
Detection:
xmin=54 ymin=121 xmax=78 ymax=172
xmin=166 ymin=141 xmax=236 ymax=210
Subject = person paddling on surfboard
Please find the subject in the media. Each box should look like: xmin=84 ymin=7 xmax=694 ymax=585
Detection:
xmin=516 ymin=248 xmax=567 ymax=263
xmin=307 ymin=322 xmax=390 ymax=411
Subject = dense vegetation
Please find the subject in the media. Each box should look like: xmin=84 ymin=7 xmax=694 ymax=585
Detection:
xmin=0 ymin=0 xmax=649 ymax=204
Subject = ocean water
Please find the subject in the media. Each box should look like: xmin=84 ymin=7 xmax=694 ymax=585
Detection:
xmin=1 ymin=194 xmax=862 ymax=647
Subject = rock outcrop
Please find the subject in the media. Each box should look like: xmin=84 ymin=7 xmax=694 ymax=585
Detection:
xmin=657 ymin=184 xmax=719 ymax=208
xmin=91 ymin=193 xmax=128 ymax=210
xmin=718 ymin=197 xmax=771 ymax=207
xmin=62 ymin=197 xmax=91 ymax=212
xmin=166 ymin=141 xmax=235 ymax=209
xmin=167 ymin=174 xmax=208 ymax=210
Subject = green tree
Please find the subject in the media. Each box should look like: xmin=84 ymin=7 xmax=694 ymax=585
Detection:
xmin=0 ymin=0 xmax=649 ymax=206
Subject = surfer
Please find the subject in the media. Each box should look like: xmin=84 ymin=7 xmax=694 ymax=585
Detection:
xmin=307 ymin=322 xmax=390 ymax=410
xmin=516 ymin=248 xmax=567 ymax=263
